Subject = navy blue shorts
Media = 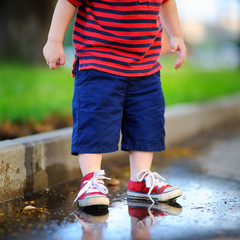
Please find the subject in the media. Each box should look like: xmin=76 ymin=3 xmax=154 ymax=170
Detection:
xmin=71 ymin=68 xmax=165 ymax=155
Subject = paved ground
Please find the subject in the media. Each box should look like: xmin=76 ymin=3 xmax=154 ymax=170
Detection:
xmin=0 ymin=123 xmax=240 ymax=240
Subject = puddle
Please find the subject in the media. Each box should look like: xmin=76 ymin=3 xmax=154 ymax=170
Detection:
xmin=1 ymin=169 xmax=240 ymax=240
xmin=1 ymin=122 xmax=240 ymax=239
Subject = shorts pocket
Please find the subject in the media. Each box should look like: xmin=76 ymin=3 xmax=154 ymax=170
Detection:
xmin=74 ymin=70 xmax=91 ymax=101
xmin=75 ymin=69 xmax=90 ymax=86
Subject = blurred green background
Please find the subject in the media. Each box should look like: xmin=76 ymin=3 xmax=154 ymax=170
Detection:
xmin=0 ymin=0 xmax=239 ymax=139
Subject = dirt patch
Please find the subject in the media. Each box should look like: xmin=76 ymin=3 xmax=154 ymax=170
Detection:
xmin=0 ymin=115 xmax=73 ymax=141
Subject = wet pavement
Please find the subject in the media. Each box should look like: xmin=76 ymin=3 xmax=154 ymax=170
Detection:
xmin=1 ymin=123 xmax=240 ymax=240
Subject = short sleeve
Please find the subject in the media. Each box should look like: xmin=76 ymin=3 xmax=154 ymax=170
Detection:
xmin=67 ymin=0 xmax=84 ymax=7
xmin=162 ymin=0 xmax=169 ymax=3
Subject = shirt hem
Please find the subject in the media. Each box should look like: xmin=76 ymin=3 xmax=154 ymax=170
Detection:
xmin=72 ymin=64 xmax=162 ymax=78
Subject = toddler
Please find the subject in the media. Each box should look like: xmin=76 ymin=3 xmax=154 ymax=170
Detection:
xmin=43 ymin=0 xmax=186 ymax=208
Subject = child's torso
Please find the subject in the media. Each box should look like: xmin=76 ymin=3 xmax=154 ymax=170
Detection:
xmin=72 ymin=0 xmax=165 ymax=76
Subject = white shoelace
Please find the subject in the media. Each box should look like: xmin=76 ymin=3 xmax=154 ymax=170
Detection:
xmin=136 ymin=169 xmax=167 ymax=203
xmin=137 ymin=203 xmax=165 ymax=228
xmin=74 ymin=170 xmax=111 ymax=203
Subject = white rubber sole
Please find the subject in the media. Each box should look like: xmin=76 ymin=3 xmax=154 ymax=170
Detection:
xmin=127 ymin=187 xmax=183 ymax=202
xmin=78 ymin=195 xmax=110 ymax=208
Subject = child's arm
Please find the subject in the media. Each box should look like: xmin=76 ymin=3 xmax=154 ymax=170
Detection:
xmin=160 ymin=0 xmax=186 ymax=69
xmin=43 ymin=0 xmax=76 ymax=70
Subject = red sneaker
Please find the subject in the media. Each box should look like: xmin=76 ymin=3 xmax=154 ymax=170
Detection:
xmin=127 ymin=169 xmax=182 ymax=202
xmin=74 ymin=170 xmax=110 ymax=208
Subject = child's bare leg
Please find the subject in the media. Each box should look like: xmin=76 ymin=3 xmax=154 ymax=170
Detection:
xmin=129 ymin=151 xmax=153 ymax=181
xmin=78 ymin=153 xmax=102 ymax=176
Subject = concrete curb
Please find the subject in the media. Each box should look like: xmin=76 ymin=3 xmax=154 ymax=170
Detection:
xmin=1 ymin=93 xmax=240 ymax=202
xmin=165 ymin=93 xmax=240 ymax=145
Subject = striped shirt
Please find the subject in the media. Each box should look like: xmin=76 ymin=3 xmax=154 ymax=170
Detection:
xmin=67 ymin=0 xmax=169 ymax=77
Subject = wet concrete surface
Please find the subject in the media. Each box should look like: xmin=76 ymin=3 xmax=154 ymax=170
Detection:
xmin=1 ymin=123 xmax=240 ymax=240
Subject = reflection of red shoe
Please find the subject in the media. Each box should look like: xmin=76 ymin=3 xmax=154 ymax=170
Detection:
xmin=128 ymin=200 xmax=182 ymax=226
xmin=127 ymin=170 xmax=182 ymax=203
xmin=76 ymin=208 xmax=109 ymax=225
xmin=74 ymin=170 xmax=110 ymax=208
xmin=75 ymin=208 xmax=109 ymax=237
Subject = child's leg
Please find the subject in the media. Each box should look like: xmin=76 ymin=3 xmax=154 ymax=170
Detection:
xmin=121 ymin=72 xmax=183 ymax=202
xmin=129 ymin=151 xmax=153 ymax=181
xmin=78 ymin=153 xmax=102 ymax=177
xmin=72 ymin=68 xmax=129 ymax=208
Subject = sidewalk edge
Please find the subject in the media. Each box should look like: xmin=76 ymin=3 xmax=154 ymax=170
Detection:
xmin=1 ymin=94 xmax=240 ymax=202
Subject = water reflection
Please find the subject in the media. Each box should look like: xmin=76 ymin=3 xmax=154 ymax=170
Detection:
xmin=128 ymin=200 xmax=182 ymax=240
xmin=75 ymin=207 xmax=109 ymax=240
xmin=75 ymin=200 xmax=182 ymax=240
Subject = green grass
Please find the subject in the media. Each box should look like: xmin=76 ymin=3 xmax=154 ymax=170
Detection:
xmin=161 ymin=57 xmax=240 ymax=106
xmin=0 ymin=59 xmax=240 ymax=124
xmin=0 ymin=62 xmax=73 ymax=123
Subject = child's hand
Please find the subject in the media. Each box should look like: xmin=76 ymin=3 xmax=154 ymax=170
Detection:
xmin=170 ymin=37 xmax=186 ymax=69
xmin=43 ymin=40 xmax=65 ymax=70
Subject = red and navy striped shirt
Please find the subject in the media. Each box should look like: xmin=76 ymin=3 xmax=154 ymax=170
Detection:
xmin=67 ymin=0 xmax=169 ymax=77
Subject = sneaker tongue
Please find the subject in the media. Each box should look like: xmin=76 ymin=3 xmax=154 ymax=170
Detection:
xmin=81 ymin=174 xmax=104 ymax=189
xmin=144 ymin=175 xmax=154 ymax=188
xmin=82 ymin=172 xmax=95 ymax=181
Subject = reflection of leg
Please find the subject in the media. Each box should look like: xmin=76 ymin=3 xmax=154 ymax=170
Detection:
xmin=75 ymin=208 xmax=109 ymax=240
xmin=78 ymin=153 xmax=102 ymax=176
xmin=131 ymin=216 xmax=150 ymax=240
xmin=128 ymin=201 xmax=182 ymax=240
xmin=129 ymin=151 xmax=153 ymax=181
